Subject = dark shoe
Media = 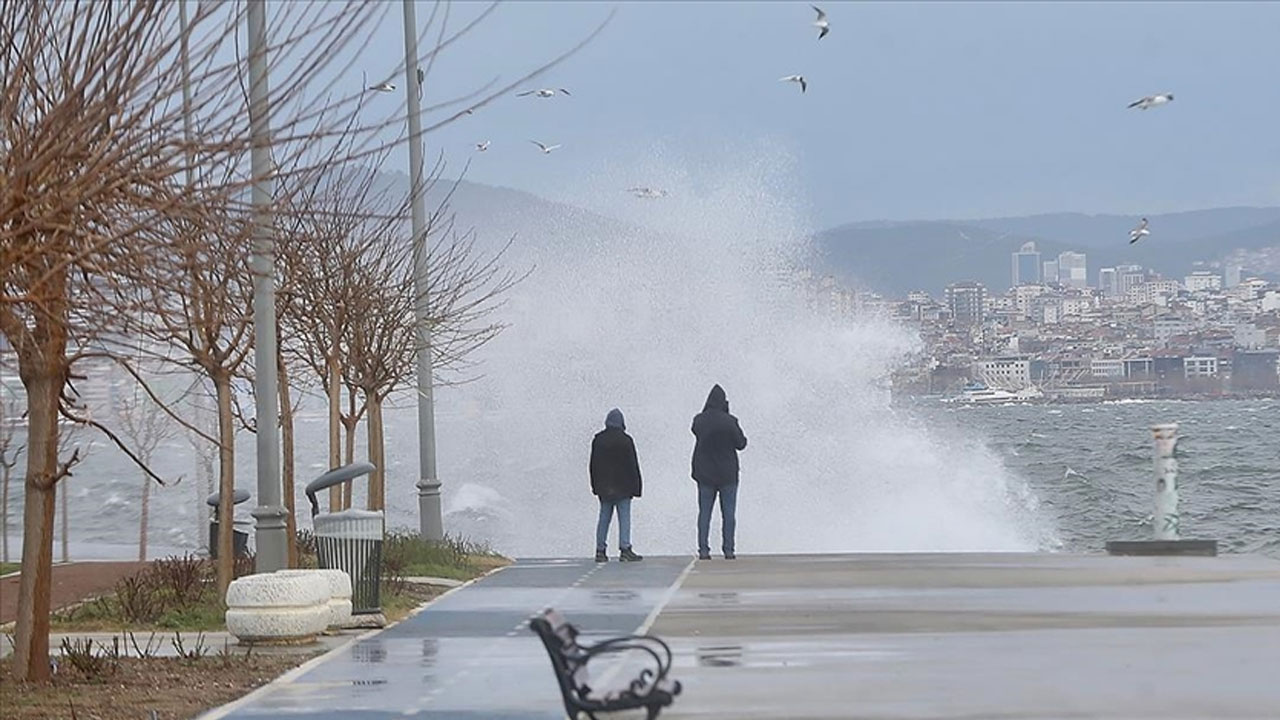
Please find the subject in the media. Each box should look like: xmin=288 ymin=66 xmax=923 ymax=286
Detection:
xmin=595 ymin=550 xmax=607 ymax=563
xmin=724 ymin=552 xmax=736 ymax=560
xmin=620 ymin=547 xmax=644 ymax=562
xmin=698 ymin=551 xmax=711 ymax=560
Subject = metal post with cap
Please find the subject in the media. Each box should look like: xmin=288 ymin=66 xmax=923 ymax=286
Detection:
xmin=1106 ymin=423 xmax=1217 ymax=557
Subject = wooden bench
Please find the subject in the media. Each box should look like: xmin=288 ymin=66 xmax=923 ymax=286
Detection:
xmin=530 ymin=608 xmax=682 ymax=720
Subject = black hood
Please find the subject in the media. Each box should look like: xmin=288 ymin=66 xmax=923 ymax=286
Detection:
xmin=703 ymin=384 xmax=728 ymax=413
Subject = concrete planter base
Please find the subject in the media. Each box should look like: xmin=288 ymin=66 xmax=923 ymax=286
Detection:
xmin=225 ymin=573 xmax=330 ymax=644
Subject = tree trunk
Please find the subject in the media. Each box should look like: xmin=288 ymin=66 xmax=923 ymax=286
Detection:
xmin=326 ymin=356 xmax=341 ymax=512
xmin=342 ymin=385 xmax=358 ymax=509
xmin=367 ymin=392 xmax=384 ymax=512
xmin=1 ymin=396 xmax=10 ymax=565
xmin=1 ymin=461 xmax=10 ymax=564
xmin=278 ymin=351 xmax=297 ymax=567
xmin=13 ymin=371 xmax=61 ymax=682
xmin=60 ymin=476 xmax=69 ymax=563
xmin=213 ymin=372 xmax=235 ymax=596
xmin=139 ymin=469 xmax=150 ymax=561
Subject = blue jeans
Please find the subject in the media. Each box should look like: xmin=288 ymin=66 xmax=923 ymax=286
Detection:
xmin=697 ymin=482 xmax=738 ymax=556
xmin=596 ymin=498 xmax=632 ymax=552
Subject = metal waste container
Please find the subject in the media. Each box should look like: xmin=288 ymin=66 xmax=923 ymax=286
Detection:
xmin=206 ymin=488 xmax=252 ymax=559
xmin=306 ymin=462 xmax=383 ymax=616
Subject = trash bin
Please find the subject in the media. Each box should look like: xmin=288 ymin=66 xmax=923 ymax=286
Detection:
xmin=306 ymin=462 xmax=383 ymax=616
xmin=207 ymin=488 xmax=252 ymax=559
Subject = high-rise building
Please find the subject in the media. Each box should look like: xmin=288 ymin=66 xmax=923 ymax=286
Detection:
xmin=1042 ymin=260 xmax=1060 ymax=284
xmin=1057 ymin=251 xmax=1087 ymax=289
xmin=945 ymin=281 xmax=988 ymax=327
xmin=1011 ymin=241 xmax=1041 ymax=287
xmin=1117 ymin=264 xmax=1146 ymax=298
xmin=1098 ymin=267 xmax=1118 ymax=297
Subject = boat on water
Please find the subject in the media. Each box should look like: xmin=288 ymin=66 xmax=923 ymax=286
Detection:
xmin=944 ymin=382 xmax=1044 ymax=405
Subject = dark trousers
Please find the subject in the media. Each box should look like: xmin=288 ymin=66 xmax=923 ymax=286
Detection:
xmin=697 ymin=482 xmax=738 ymax=556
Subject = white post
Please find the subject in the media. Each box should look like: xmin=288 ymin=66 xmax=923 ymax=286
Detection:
xmin=1152 ymin=423 xmax=1179 ymax=541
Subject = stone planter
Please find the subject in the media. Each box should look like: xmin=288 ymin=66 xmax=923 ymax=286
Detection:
xmin=275 ymin=568 xmax=354 ymax=630
xmin=225 ymin=573 xmax=329 ymax=644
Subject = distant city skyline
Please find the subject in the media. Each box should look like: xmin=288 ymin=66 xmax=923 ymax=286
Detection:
xmin=353 ymin=2 xmax=1280 ymax=227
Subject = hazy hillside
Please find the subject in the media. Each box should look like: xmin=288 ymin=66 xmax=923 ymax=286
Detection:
xmin=347 ymin=170 xmax=1280 ymax=298
xmin=816 ymin=207 xmax=1280 ymax=296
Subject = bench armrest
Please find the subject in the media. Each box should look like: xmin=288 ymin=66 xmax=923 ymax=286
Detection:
xmin=584 ymin=634 xmax=673 ymax=671
xmin=574 ymin=639 xmax=673 ymax=699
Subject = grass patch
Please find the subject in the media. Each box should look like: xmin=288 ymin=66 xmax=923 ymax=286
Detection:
xmin=383 ymin=532 xmax=508 ymax=581
xmin=0 ymin=562 xmax=19 ymax=575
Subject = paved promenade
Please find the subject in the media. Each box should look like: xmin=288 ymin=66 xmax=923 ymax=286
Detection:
xmin=204 ymin=553 xmax=1280 ymax=719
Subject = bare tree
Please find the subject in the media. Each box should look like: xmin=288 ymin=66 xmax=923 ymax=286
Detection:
xmin=113 ymin=372 xmax=178 ymax=562
xmin=0 ymin=1 xmax=394 ymax=681
xmin=2 ymin=0 xmax=612 ymax=684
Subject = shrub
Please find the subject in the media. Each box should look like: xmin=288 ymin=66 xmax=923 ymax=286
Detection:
xmin=148 ymin=554 xmax=209 ymax=606
xmin=114 ymin=573 xmax=164 ymax=624
xmin=59 ymin=637 xmax=120 ymax=679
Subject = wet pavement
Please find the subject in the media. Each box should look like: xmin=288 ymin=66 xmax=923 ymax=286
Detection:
xmin=203 ymin=553 xmax=1280 ymax=719
xmin=205 ymin=557 xmax=693 ymax=719
xmin=655 ymin=553 xmax=1280 ymax=719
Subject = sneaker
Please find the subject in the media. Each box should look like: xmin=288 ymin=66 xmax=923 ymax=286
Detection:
xmin=620 ymin=548 xmax=644 ymax=562
xmin=724 ymin=552 xmax=736 ymax=560
xmin=595 ymin=550 xmax=607 ymax=563
xmin=697 ymin=551 xmax=711 ymax=560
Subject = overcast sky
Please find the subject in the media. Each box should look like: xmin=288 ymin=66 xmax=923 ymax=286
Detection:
xmin=346 ymin=1 xmax=1280 ymax=228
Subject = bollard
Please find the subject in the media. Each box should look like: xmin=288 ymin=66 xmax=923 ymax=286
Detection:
xmin=1106 ymin=422 xmax=1216 ymax=557
xmin=1151 ymin=423 xmax=1179 ymax=541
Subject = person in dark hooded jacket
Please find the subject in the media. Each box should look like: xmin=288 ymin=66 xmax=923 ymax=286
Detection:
xmin=590 ymin=408 xmax=644 ymax=562
xmin=691 ymin=384 xmax=748 ymax=559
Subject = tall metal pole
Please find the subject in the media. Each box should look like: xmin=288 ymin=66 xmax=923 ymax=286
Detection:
xmin=246 ymin=0 xmax=288 ymax=571
xmin=402 ymin=0 xmax=444 ymax=541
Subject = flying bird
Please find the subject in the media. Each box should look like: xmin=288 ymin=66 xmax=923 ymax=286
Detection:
xmin=1127 ymin=93 xmax=1173 ymax=110
xmin=530 ymin=140 xmax=562 ymax=154
xmin=476 ymin=141 xmax=490 ymax=152
xmin=627 ymin=186 xmax=668 ymax=199
xmin=1128 ymin=218 xmax=1150 ymax=244
xmin=812 ymin=5 xmax=829 ymax=39
xmin=368 ymin=81 xmax=395 ymax=93
xmin=518 ymin=88 xmax=571 ymax=98
xmin=779 ymin=74 xmax=807 ymax=93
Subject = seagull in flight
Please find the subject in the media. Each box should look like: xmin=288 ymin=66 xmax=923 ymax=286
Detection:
xmin=627 ymin=186 xmax=668 ymax=199
xmin=779 ymin=74 xmax=807 ymax=93
xmin=530 ymin=140 xmax=562 ymax=154
xmin=1127 ymin=93 xmax=1173 ymax=110
xmin=368 ymin=81 xmax=395 ymax=93
xmin=476 ymin=141 xmax=490 ymax=152
xmin=518 ymin=88 xmax=571 ymax=98
xmin=1128 ymin=218 xmax=1150 ymax=244
xmin=812 ymin=5 xmax=829 ymax=39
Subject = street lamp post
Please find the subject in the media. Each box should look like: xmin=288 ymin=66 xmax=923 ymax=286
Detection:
xmin=246 ymin=0 xmax=288 ymax=571
xmin=402 ymin=0 xmax=443 ymax=540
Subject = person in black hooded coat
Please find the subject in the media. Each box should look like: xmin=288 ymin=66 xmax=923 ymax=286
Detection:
xmin=589 ymin=408 xmax=643 ymax=562
xmin=691 ymin=384 xmax=747 ymax=559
